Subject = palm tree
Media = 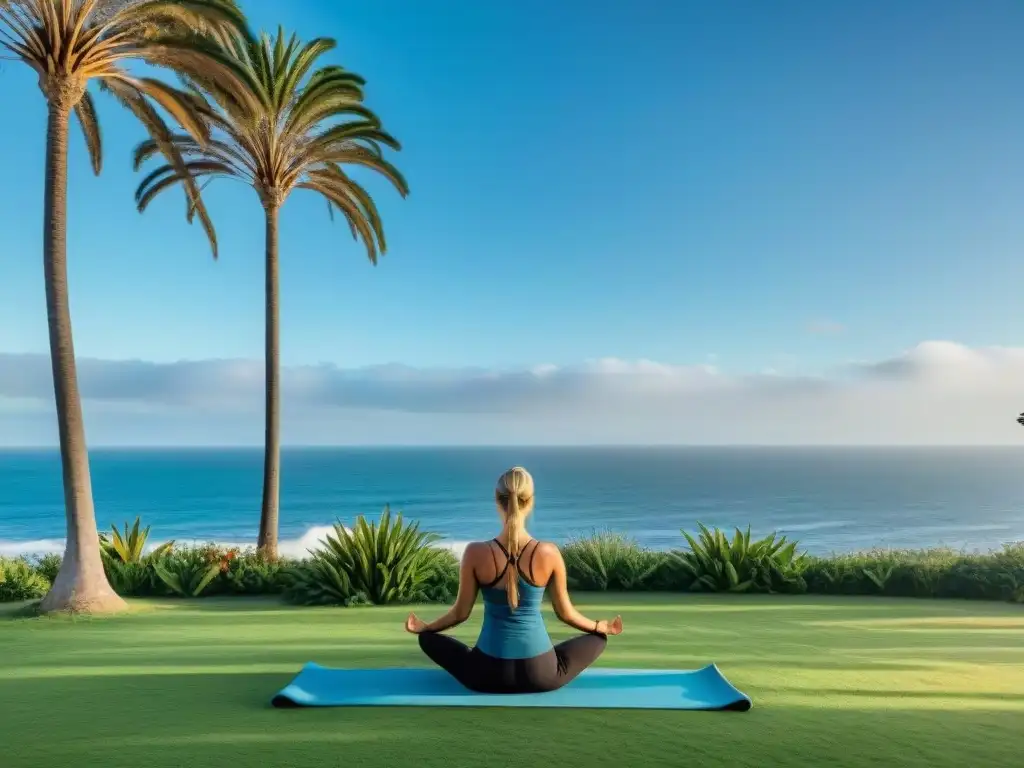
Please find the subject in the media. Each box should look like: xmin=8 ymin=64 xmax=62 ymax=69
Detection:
xmin=133 ymin=29 xmax=408 ymax=560
xmin=0 ymin=0 xmax=251 ymax=613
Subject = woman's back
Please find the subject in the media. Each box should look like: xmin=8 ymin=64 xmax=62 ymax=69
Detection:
xmin=473 ymin=539 xmax=553 ymax=659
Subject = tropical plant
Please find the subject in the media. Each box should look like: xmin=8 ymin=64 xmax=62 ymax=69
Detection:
xmin=671 ymin=523 xmax=807 ymax=594
xmin=0 ymin=557 xmax=51 ymax=602
xmin=283 ymin=560 xmax=370 ymax=607
xmin=99 ymin=517 xmax=174 ymax=563
xmin=152 ymin=554 xmax=221 ymax=597
xmin=95 ymin=518 xmax=174 ymax=596
xmin=284 ymin=507 xmax=440 ymax=605
xmin=0 ymin=0 xmax=252 ymax=613
xmin=562 ymin=532 xmax=664 ymax=591
xmin=132 ymin=28 xmax=408 ymax=560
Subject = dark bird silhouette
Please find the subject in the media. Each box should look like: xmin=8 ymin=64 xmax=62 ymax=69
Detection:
xmin=1018 ymin=413 xmax=1024 ymax=427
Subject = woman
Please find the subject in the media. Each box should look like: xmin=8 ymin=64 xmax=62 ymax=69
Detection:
xmin=405 ymin=466 xmax=623 ymax=693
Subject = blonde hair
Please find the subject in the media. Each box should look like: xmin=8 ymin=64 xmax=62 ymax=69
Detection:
xmin=495 ymin=466 xmax=536 ymax=611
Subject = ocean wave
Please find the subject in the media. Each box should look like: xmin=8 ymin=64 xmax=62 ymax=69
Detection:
xmin=0 ymin=538 xmax=65 ymax=558
xmin=438 ymin=540 xmax=470 ymax=559
xmin=0 ymin=526 xmax=473 ymax=561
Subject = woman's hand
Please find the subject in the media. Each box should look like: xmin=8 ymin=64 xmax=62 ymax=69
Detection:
xmin=597 ymin=615 xmax=623 ymax=636
xmin=405 ymin=612 xmax=428 ymax=634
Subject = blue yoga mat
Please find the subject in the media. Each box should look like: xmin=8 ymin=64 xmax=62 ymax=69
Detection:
xmin=272 ymin=662 xmax=751 ymax=711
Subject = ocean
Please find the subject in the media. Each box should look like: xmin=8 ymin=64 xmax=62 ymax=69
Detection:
xmin=2 ymin=447 xmax=1023 ymax=559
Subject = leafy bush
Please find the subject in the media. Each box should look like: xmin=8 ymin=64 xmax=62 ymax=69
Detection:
xmin=153 ymin=548 xmax=223 ymax=598
xmin=670 ymin=523 xmax=807 ymax=594
xmin=221 ymin=549 xmax=288 ymax=595
xmin=562 ymin=532 xmax=665 ymax=590
xmin=105 ymin=560 xmax=160 ymax=596
xmin=91 ymin=516 xmax=288 ymax=598
xmin=34 ymin=553 xmax=62 ymax=584
xmin=283 ymin=560 xmax=366 ymax=606
xmin=804 ymin=543 xmax=1024 ymax=602
xmin=96 ymin=518 xmax=176 ymax=596
xmin=284 ymin=507 xmax=445 ymax=606
xmin=421 ymin=548 xmax=460 ymax=603
xmin=0 ymin=557 xmax=51 ymax=602
xmin=14 ymin=513 xmax=1020 ymax=606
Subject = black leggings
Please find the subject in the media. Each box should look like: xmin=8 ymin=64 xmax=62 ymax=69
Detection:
xmin=418 ymin=631 xmax=607 ymax=694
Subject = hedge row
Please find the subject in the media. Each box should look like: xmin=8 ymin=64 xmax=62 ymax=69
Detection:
xmin=2 ymin=517 xmax=1022 ymax=606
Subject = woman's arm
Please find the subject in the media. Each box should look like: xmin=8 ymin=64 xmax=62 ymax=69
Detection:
xmin=408 ymin=546 xmax=480 ymax=634
xmin=546 ymin=545 xmax=622 ymax=635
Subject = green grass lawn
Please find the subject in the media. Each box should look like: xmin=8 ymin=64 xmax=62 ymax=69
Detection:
xmin=1 ymin=594 xmax=1022 ymax=767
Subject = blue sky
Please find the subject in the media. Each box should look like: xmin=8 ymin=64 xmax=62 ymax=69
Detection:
xmin=2 ymin=0 xmax=1024 ymax=445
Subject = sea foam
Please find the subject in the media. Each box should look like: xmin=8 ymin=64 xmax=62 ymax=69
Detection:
xmin=1 ymin=526 xmax=471 ymax=560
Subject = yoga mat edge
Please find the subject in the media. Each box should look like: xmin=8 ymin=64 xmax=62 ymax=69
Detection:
xmin=271 ymin=662 xmax=752 ymax=712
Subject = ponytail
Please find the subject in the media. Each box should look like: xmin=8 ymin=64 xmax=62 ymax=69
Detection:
xmin=506 ymin=491 xmax=522 ymax=611
xmin=495 ymin=466 xmax=535 ymax=613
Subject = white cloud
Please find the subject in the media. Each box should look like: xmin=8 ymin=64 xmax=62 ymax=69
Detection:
xmin=1 ymin=341 xmax=1023 ymax=445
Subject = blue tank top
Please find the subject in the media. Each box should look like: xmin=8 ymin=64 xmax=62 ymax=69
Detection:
xmin=474 ymin=540 xmax=553 ymax=660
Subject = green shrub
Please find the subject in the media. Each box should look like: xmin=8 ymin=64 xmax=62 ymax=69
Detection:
xmin=100 ymin=517 xmax=174 ymax=564
xmin=0 ymin=557 xmax=51 ymax=602
xmin=562 ymin=532 xmax=665 ymax=590
xmin=670 ymin=523 xmax=807 ymax=594
xmin=283 ymin=560 xmax=365 ymax=606
xmin=152 ymin=545 xmax=224 ymax=597
xmin=34 ymin=553 xmax=62 ymax=584
xmin=284 ymin=507 xmax=445 ymax=606
xmin=222 ymin=550 xmax=288 ymax=595
xmin=95 ymin=518 xmax=176 ymax=596
xmin=803 ymin=544 xmax=1024 ymax=602
xmin=804 ymin=551 xmax=902 ymax=596
xmin=421 ymin=548 xmax=460 ymax=603
xmin=91 ymin=516 xmax=290 ymax=598
xmin=15 ymin=513 xmax=1017 ymax=606
xmin=149 ymin=548 xmax=244 ymax=602
xmin=105 ymin=560 xmax=156 ymax=596
xmin=982 ymin=543 xmax=1024 ymax=601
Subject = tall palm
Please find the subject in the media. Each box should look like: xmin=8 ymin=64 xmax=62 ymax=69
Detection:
xmin=0 ymin=0 xmax=251 ymax=613
xmin=133 ymin=29 xmax=408 ymax=560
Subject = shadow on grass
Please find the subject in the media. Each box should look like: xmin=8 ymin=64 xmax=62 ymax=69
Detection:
xmin=802 ymin=624 xmax=1024 ymax=635
xmin=780 ymin=688 xmax=1024 ymax=702
xmin=0 ymin=602 xmax=40 ymax=619
xmin=2 ymin=672 xmax=1024 ymax=768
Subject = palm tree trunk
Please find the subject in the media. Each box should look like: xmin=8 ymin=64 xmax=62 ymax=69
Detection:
xmin=37 ymin=97 xmax=125 ymax=614
xmin=257 ymin=204 xmax=281 ymax=560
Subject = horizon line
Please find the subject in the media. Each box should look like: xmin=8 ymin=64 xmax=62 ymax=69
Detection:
xmin=2 ymin=444 xmax=1023 ymax=451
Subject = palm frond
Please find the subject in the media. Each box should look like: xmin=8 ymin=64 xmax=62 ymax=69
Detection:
xmin=130 ymin=24 xmax=406 ymax=263
xmin=1 ymin=0 xmax=258 ymax=259
xmin=135 ymin=159 xmax=233 ymax=211
xmin=73 ymin=88 xmax=102 ymax=174
xmin=107 ymin=74 xmax=209 ymax=143
xmin=101 ymin=77 xmax=218 ymax=256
